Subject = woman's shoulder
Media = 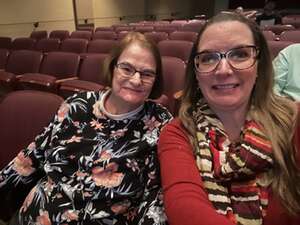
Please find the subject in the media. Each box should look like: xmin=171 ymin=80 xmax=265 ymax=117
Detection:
xmin=62 ymin=91 xmax=104 ymax=118
xmin=160 ymin=118 xmax=190 ymax=142
xmin=144 ymin=100 xmax=173 ymax=121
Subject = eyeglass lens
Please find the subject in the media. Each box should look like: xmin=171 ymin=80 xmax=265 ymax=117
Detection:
xmin=116 ymin=62 xmax=156 ymax=83
xmin=194 ymin=46 xmax=258 ymax=73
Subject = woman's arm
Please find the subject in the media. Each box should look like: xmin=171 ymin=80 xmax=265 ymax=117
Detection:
xmin=158 ymin=119 xmax=234 ymax=225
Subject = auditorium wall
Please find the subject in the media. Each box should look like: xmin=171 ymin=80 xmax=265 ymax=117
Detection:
xmin=0 ymin=0 xmax=75 ymax=38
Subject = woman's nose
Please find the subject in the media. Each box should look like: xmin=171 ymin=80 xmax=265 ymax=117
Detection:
xmin=215 ymin=58 xmax=234 ymax=76
xmin=129 ymin=72 xmax=143 ymax=85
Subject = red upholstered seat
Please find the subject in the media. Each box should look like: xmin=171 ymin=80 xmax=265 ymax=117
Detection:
xmin=59 ymin=54 xmax=107 ymax=98
xmin=0 ymin=90 xmax=63 ymax=169
xmin=161 ymin=56 xmax=187 ymax=115
xmin=0 ymin=50 xmax=43 ymax=92
xmin=158 ymin=40 xmax=194 ymax=63
xmin=0 ymin=37 xmax=12 ymax=49
xmin=11 ymin=37 xmax=36 ymax=50
xmin=49 ymin=30 xmax=70 ymax=41
xmin=35 ymin=38 xmax=60 ymax=53
xmin=30 ymin=30 xmax=48 ymax=41
xmin=169 ymin=31 xmax=198 ymax=43
xmin=70 ymin=30 xmax=93 ymax=40
xmin=18 ymin=52 xmax=80 ymax=91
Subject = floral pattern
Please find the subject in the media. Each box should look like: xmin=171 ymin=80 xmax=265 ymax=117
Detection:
xmin=0 ymin=90 xmax=172 ymax=225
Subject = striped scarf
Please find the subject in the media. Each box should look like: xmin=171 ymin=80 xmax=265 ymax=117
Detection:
xmin=192 ymin=100 xmax=274 ymax=225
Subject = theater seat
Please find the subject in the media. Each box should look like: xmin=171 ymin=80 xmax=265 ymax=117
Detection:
xmin=30 ymin=30 xmax=48 ymax=41
xmin=0 ymin=90 xmax=63 ymax=221
xmin=35 ymin=38 xmax=60 ymax=53
xmin=18 ymin=52 xmax=80 ymax=92
xmin=11 ymin=37 xmax=36 ymax=50
xmin=0 ymin=49 xmax=9 ymax=70
xmin=169 ymin=31 xmax=198 ymax=43
xmin=59 ymin=54 xmax=107 ymax=98
xmin=0 ymin=50 xmax=43 ymax=92
xmin=49 ymin=30 xmax=70 ymax=41
xmin=0 ymin=37 xmax=12 ymax=49
xmin=144 ymin=32 xmax=168 ymax=44
xmin=60 ymin=38 xmax=88 ymax=54
xmin=158 ymin=40 xmax=194 ymax=63
xmin=161 ymin=56 xmax=187 ymax=115
xmin=267 ymin=40 xmax=294 ymax=59
xmin=0 ymin=90 xmax=63 ymax=168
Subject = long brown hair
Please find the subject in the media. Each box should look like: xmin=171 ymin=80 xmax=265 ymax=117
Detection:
xmin=179 ymin=12 xmax=300 ymax=215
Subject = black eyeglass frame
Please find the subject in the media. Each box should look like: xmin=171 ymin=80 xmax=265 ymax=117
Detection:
xmin=193 ymin=45 xmax=260 ymax=74
xmin=115 ymin=62 xmax=156 ymax=84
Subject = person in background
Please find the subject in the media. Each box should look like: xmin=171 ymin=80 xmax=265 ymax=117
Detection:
xmin=158 ymin=12 xmax=300 ymax=225
xmin=235 ymin=6 xmax=257 ymax=19
xmin=0 ymin=32 xmax=173 ymax=225
xmin=256 ymin=1 xmax=282 ymax=26
xmin=273 ymin=43 xmax=300 ymax=101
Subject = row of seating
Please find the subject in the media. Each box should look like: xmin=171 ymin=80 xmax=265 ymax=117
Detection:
xmin=262 ymin=29 xmax=300 ymax=42
xmin=0 ymin=30 xmax=198 ymax=52
xmin=0 ymin=50 xmax=186 ymax=114
xmin=0 ymin=38 xmax=193 ymax=64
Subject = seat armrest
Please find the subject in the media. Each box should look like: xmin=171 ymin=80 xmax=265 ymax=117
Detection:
xmin=55 ymin=76 xmax=78 ymax=84
xmin=174 ymin=90 xmax=183 ymax=100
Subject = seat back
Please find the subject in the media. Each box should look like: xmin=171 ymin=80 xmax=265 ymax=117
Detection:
xmin=134 ymin=26 xmax=154 ymax=33
xmin=154 ymin=25 xmax=178 ymax=34
xmin=169 ymin=31 xmax=198 ymax=43
xmin=0 ymin=49 xmax=9 ymax=69
xmin=87 ymin=39 xmax=118 ymax=54
xmin=263 ymin=24 xmax=295 ymax=35
xmin=60 ymin=38 xmax=88 ymax=54
xmin=92 ymin=31 xmax=117 ymax=40
xmin=158 ymin=40 xmax=194 ymax=63
xmin=262 ymin=30 xmax=276 ymax=41
xmin=35 ymin=38 xmax=60 ymax=52
xmin=115 ymin=26 xmax=134 ymax=33
xmin=0 ymin=90 xmax=63 ymax=169
xmin=267 ymin=40 xmax=294 ymax=59
xmin=0 ymin=37 xmax=12 ymax=49
xmin=161 ymin=56 xmax=186 ymax=115
xmin=5 ymin=50 xmax=43 ymax=74
xmin=95 ymin=26 xmax=114 ymax=32
xmin=117 ymin=31 xmax=132 ymax=40
xmin=171 ymin=20 xmax=188 ymax=26
xmin=40 ymin=52 xmax=80 ymax=79
xmin=11 ymin=37 xmax=36 ymax=50
xmin=30 ymin=30 xmax=48 ymax=41
xmin=279 ymin=30 xmax=300 ymax=43
xmin=49 ymin=30 xmax=70 ymax=41
xmin=79 ymin=54 xmax=107 ymax=84
xmin=144 ymin=32 xmax=168 ymax=44
xmin=70 ymin=30 xmax=93 ymax=40
xmin=179 ymin=22 xmax=204 ymax=32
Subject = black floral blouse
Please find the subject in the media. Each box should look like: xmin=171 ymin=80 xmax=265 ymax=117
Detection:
xmin=0 ymin=90 xmax=173 ymax=225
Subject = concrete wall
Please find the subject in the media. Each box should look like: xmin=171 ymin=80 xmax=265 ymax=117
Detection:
xmin=0 ymin=0 xmax=75 ymax=38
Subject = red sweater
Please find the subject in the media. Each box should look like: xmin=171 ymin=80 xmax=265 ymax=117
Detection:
xmin=158 ymin=118 xmax=300 ymax=225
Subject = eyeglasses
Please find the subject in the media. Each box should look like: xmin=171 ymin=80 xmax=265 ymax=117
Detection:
xmin=115 ymin=62 xmax=156 ymax=84
xmin=194 ymin=45 xmax=259 ymax=74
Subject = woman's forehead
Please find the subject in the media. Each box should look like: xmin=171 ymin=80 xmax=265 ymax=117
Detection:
xmin=197 ymin=21 xmax=254 ymax=51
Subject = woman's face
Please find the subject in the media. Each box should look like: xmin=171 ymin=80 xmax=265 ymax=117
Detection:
xmin=110 ymin=42 xmax=156 ymax=111
xmin=195 ymin=21 xmax=258 ymax=112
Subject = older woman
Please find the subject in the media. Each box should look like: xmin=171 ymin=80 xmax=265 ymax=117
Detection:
xmin=0 ymin=32 xmax=172 ymax=225
xmin=158 ymin=13 xmax=300 ymax=225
